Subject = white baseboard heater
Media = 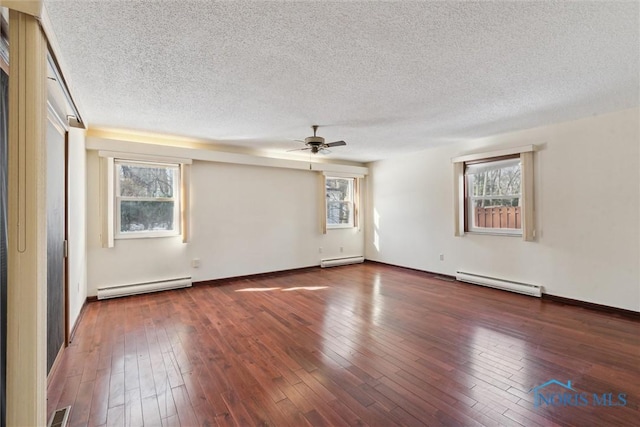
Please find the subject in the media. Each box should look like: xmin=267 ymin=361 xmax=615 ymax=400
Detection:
xmin=321 ymin=256 xmax=365 ymax=268
xmin=455 ymin=271 xmax=542 ymax=297
xmin=97 ymin=277 xmax=192 ymax=300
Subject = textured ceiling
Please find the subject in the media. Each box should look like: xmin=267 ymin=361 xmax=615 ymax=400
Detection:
xmin=44 ymin=1 xmax=639 ymax=162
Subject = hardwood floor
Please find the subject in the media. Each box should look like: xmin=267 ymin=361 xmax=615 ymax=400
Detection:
xmin=47 ymin=263 xmax=640 ymax=426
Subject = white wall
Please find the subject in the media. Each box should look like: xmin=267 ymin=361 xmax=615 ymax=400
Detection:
xmin=67 ymin=127 xmax=87 ymax=329
xmin=188 ymin=161 xmax=362 ymax=281
xmin=85 ymin=150 xmax=364 ymax=295
xmin=86 ymin=150 xmax=190 ymax=294
xmin=366 ymin=108 xmax=640 ymax=312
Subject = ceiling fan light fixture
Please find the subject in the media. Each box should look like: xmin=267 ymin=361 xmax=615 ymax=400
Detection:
xmin=289 ymin=125 xmax=347 ymax=155
xmin=304 ymin=136 xmax=325 ymax=145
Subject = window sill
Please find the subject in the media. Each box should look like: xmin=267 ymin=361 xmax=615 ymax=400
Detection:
xmin=327 ymin=225 xmax=355 ymax=230
xmin=465 ymin=231 xmax=522 ymax=237
xmin=115 ymin=232 xmax=181 ymax=240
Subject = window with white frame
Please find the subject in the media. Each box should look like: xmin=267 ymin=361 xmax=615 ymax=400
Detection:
xmin=452 ymin=145 xmax=535 ymax=241
xmin=115 ymin=160 xmax=180 ymax=238
xmin=465 ymin=156 xmax=522 ymax=235
xmin=326 ymin=176 xmax=355 ymax=228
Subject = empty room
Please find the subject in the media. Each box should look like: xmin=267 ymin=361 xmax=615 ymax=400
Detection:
xmin=0 ymin=1 xmax=638 ymax=426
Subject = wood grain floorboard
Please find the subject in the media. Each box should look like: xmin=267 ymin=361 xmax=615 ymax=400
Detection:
xmin=48 ymin=263 xmax=640 ymax=426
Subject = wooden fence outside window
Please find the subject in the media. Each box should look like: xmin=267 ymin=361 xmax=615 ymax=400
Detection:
xmin=474 ymin=206 xmax=521 ymax=229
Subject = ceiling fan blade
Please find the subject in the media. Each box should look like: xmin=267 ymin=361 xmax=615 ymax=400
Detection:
xmin=286 ymin=147 xmax=311 ymax=152
xmin=326 ymin=140 xmax=346 ymax=147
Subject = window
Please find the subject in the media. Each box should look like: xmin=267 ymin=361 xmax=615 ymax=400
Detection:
xmin=115 ymin=160 xmax=180 ymax=238
xmin=465 ymin=156 xmax=521 ymax=235
xmin=326 ymin=177 xmax=355 ymax=228
xmin=452 ymin=145 xmax=535 ymax=241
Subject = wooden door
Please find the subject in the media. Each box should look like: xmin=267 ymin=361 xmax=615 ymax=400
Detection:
xmin=46 ymin=114 xmax=67 ymax=374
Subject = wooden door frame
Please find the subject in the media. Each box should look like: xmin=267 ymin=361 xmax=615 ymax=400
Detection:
xmin=6 ymin=8 xmax=48 ymax=426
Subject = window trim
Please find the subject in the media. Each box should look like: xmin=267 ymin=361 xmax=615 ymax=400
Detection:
xmin=465 ymin=155 xmax=522 ymax=236
xmin=325 ymin=176 xmax=356 ymax=229
xmin=114 ymin=160 xmax=181 ymax=239
xmin=452 ymin=145 xmax=536 ymax=241
xmin=98 ymin=151 xmax=192 ymax=247
xmin=318 ymin=171 xmax=364 ymax=234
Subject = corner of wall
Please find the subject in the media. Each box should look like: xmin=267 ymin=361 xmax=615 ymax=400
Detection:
xmin=67 ymin=127 xmax=87 ymax=329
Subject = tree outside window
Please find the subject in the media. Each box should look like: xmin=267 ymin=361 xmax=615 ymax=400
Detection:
xmin=326 ymin=177 xmax=354 ymax=228
xmin=466 ymin=157 xmax=522 ymax=233
xmin=116 ymin=161 xmax=180 ymax=237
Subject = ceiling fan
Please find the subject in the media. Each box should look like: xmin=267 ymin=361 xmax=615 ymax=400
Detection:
xmin=288 ymin=125 xmax=347 ymax=154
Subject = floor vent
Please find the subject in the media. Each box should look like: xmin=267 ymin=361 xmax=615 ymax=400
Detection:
xmin=456 ymin=271 xmax=542 ymax=297
xmin=48 ymin=406 xmax=71 ymax=427
xmin=321 ymin=256 xmax=365 ymax=268
xmin=433 ymin=275 xmax=455 ymax=282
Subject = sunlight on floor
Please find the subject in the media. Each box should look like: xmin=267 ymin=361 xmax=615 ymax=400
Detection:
xmin=235 ymin=286 xmax=329 ymax=292
xmin=468 ymin=325 xmax=530 ymax=392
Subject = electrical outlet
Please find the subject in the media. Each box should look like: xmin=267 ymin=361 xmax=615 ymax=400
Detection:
xmin=319 ymin=247 xmax=322 ymax=253
xmin=191 ymin=258 xmax=201 ymax=268
xmin=439 ymin=254 xmax=444 ymax=261
xmin=340 ymin=246 xmax=344 ymax=253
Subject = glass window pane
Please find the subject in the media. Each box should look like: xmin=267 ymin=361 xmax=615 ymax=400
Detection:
xmin=120 ymin=200 xmax=175 ymax=232
xmin=327 ymin=201 xmax=351 ymax=225
xmin=326 ymin=177 xmax=354 ymax=227
xmin=472 ymin=197 xmax=520 ymax=208
xmin=468 ymin=163 xmax=521 ymax=197
xmin=326 ymin=178 xmax=352 ymax=202
xmin=118 ymin=164 xmax=175 ymax=198
xmin=471 ymin=199 xmax=522 ymax=230
xmin=466 ymin=158 xmax=522 ymax=233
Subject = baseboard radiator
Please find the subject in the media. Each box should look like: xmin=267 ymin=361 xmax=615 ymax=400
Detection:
xmin=321 ymin=256 xmax=365 ymax=268
xmin=97 ymin=277 xmax=192 ymax=300
xmin=455 ymin=271 xmax=542 ymax=297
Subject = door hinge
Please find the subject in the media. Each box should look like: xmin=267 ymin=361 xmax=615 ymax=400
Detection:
xmin=63 ymin=240 xmax=68 ymax=258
